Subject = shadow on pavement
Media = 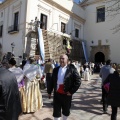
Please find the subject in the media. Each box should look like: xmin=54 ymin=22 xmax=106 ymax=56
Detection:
xmin=70 ymin=80 xmax=103 ymax=115
xmin=43 ymin=118 xmax=52 ymax=120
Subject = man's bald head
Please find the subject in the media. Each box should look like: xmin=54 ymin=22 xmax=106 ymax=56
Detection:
xmin=59 ymin=54 xmax=68 ymax=67
xmin=60 ymin=54 xmax=68 ymax=60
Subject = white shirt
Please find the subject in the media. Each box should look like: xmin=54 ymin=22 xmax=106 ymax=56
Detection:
xmin=57 ymin=65 xmax=67 ymax=88
xmin=51 ymin=64 xmax=55 ymax=69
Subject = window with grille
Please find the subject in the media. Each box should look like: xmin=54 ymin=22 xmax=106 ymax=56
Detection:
xmin=61 ymin=22 xmax=66 ymax=33
xmin=40 ymin=14 xmax=47 ymax=30
xmin=14 ymin=12 xmax=19 ymax=30
xmin=97 ymin=7 xmax=105 ymax=23
xmin=75 ymin=28 xmax=79 ymax=38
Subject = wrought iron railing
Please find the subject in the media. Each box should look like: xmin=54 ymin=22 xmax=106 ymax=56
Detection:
xmin=8 ymin=25 xmax=19 ymax=33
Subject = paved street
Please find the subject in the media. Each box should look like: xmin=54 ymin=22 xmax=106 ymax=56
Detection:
xmin=19 ymin=74 xmax=120 ymax=120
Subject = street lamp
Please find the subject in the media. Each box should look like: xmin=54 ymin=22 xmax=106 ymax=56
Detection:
xmin=11 ymin=42 xmax=15 ymax=54
xmin=91 ymin=40 xmax=94 ymax=44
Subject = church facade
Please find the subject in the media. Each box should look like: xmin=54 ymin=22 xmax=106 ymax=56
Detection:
xmin=0 ymin=0 xmax=120 ymax=63
xmin=80 ymin=0 xmax=120 ymax=63
xmin=0 ymin=0 xmax=85 ymax=63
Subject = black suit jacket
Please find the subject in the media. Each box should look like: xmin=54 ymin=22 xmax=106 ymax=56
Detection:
xmin=0 ymin=66 xmax=22 ymax=120
xmin=103 ymin=71 xmax=120 ymax=107
xmin=48 ymin=64 xmax=81 ymax=95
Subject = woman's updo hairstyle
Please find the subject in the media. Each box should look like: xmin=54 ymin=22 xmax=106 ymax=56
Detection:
xmin=9 ymin=58 xmax=16 ymax=66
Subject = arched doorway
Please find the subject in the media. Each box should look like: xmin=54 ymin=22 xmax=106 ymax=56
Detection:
xmin=95 ymin=52 xmax=105 ymax=63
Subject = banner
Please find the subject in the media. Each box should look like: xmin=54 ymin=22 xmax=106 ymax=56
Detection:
xmin=30 ymin=38 xmax=36 ymax=56
xmin=82 ymin=41 xmax=88 ymax=62
xmin=38 ymin=28 xmax=45 ymax=61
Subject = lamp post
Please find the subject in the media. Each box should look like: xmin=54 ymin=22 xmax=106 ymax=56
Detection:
xmin=11 ymin=42 xmax=15 ymax=54
xmin=91 ymin=40 xmax=94 ymax=44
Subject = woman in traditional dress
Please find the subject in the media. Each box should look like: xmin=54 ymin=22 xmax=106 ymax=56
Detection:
xmin=84 ymin=65 xmax=90 ymax=81
xmin=8 ymin=58 xmax=25 ymax=112
xmin=23 ymin=57 xmax=43 ymax=113
xmin=8 ymin=58 xmax=24 ymax=84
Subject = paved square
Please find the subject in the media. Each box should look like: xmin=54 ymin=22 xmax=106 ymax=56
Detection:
xmin=19 ymin=74 xmax=120 ymax=120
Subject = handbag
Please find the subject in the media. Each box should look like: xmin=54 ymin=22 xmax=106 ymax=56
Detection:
xmin=104 ymin=83 xmax=110 ymax=93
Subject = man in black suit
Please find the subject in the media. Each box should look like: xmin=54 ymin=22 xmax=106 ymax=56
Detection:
xmin=48 ymin=54 xmax=81 ymax=120
xmin=0 ymin=63 xmax=22 ymax=120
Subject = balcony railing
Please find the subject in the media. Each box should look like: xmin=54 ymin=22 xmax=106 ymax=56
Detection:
xmin=8 ymin=25 xmax=19 ymax=34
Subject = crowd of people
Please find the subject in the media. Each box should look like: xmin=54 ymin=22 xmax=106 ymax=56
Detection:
xmin=0 ymin=55 xmax=44 ymax=120
xmin=0 ymin=53 xmax=120 ymax=120
xmin=100 ymin=60 xmax=120 ymax=120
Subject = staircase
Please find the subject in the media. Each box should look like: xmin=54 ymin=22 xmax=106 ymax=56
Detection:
xmin=42 ymin=30 xmax=66 ymax=62
xmin=42 ymin=30 xmax=85 ymax=63
xmin=42 ymin=30 xmax=50 ymax=61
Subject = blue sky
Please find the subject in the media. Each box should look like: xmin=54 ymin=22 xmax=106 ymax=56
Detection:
xmin=74 ymin=0 xmax=80 ymax=3
xmin=0 ymin=0 xmax=82 ymax=3
xmin=74 ymin=0 xmax=83 ymax=4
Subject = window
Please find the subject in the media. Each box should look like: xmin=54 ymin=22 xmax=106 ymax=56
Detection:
xmin=40 ymin=14 xmax=47 ymax=30
xmin=61 ymin=22 xmax=66 ymax=33
xmin=97 ymin=7 xmax=105 ymax=23
xmin=1 ymin=12 xmax=3 ymax=18
xmin=14 ymin=12 xmax=19 ymax=30
xmin=75 ymin=28 xmax=79 ymax=38
xmin=0 ymin=25 xmax=3 ymax=37
xmin=8 ymin=12 xmax=19 ymax=33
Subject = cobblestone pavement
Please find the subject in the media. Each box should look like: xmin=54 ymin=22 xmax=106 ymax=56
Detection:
xmin=19 ymin=74 xmax=120 ymax=120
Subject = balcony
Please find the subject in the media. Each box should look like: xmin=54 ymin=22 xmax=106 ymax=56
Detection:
xmin=8 ymin=25 xmax=19 ymax=34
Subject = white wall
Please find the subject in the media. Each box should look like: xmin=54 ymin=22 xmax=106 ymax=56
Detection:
xmin=0 ymin=0 xmax=27 ymax=59
xmin=0 ymin=0 xmax=85 ymax=62
xmin=84 ymin=1 xmax=120 ymax=63
xmin=26 ymin=0 xmax=85 ymax=36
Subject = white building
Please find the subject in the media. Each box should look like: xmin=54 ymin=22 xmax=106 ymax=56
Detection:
xmin=0 ymin=0 xmax=120 ymax=64
xmin=80 ymin=0 xmax=120 ymax=63
xmin=0 ymin=0 xmax=28 ymax=63
xmin=0 ymin=0 xmax=85 ymax=64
